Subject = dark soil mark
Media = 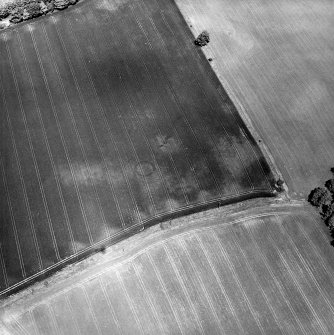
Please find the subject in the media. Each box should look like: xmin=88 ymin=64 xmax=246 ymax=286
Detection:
xmin=0 ymin=0 xmax=275 ymax=297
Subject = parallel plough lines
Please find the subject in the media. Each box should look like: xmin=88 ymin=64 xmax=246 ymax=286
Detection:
xmin=268 ymin=235 xmax=329 ymax=334
xmin=177 ymin=0 xmax=282 ymax=156
xmin=146 ymin=252 xmax=185 ymax=335
xmin=0 ymin=0 xmax=274 ymax=295
xmin=108 ymin=0 xmax=260 ymax=199
xmin=176 ymin=238 xmax=223 ymax=334
xmin=246 ymin=223 xmax=310 ymax=335
xmin=1 ymin=38 xmax=43 ymax=274
xmin=132 ymin=262 xmax=166 ymax=334
xmin=127 ymin=1 xmax=239 ymax=196
xmin=126 ymin=2 xmax=226 ymax=198
xmin=0 ymin=156 xmax=25 ymax=281
xmin=154 ymin=10 xmax=253 ymax=191
xmin=29 ymin=27 xmax=76 ymax=255
xmin=57 ymin=17 xmax=141 ymax=226
xmin=212 ymin=231 xmax=266 ymax=335
xmin=152 ymin=0 xmax=271 ymax=192
xmin=91 ymin=4 xmax=198 ymax=204
xmin=277 ymin=218 xmax=334 ymax=323
xmin=141 ymin=0 xmax=261 ymax=190
xmin=78 ymin=0 xmax=264 ymax=205
xmin=62 ymin=15 xmax=158 ymax=220
xmin=163 ymin=245 xmax=205 ymax=334
xmin=295 ymin=220 xmax=334 ymax=291
xmin=116 ymin=272 xmax=144 ymax=335
xmin=177 ymin=0 xmax=334 ymax=195
xmin=64 ymin=9 xmax=161 ymax=217
xmin=33 ymin=21 xmax=88 ymax=250
xmin=50 ymin=18 xmax=113 ymax=236
xmin=64 ymin=295 xmax=81 ymax=335
xmin=97 ymin=276 xmax=121 ymax=335
xmin=16 ymin=29 xmax=60 ymax=263
xmin=4 ymin=211 xmax=334 ymax=334
xmin=80 ymin=284 xmax=102 ymax=335
xmin=195 ymin=233 xmax=245 ymax=334
xmin=227 ymin=231 xmax=287 ymax=335
xmin=73 ymin=5 xmax=189 ymax=209
xmin=0 ymin=243 xmax=8 ymax=289
xmin=5 ymin=37 xmax=45 ymax=270
xmin=42 ymin=23 xmax=95 ymax=245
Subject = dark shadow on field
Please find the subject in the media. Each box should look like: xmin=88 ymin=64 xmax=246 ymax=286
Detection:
xmin=0 ymin=0 xmax=275 ymax=297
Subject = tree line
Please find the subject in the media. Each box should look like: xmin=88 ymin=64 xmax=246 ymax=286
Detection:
xmin=0 ymin=0 xmax=78 ymax=24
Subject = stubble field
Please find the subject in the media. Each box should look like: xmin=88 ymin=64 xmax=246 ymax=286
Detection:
xmin=0 ymin=0 xmax=274 ymax=296
xmin=3 ymin=206 xmax=334 ymax=334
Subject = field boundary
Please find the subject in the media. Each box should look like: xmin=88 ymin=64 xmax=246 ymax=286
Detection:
xmin=0 ymin=189 xmax=275 ymax=299
xmin=0 ymin=198 xmax=313 ymax=310
xmin=172 ymin=1 xmax=287 ymax=194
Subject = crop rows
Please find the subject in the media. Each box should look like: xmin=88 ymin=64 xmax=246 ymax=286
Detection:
xmin=0 ymin=0 xmax=274 ymax=296
xmin=4 ymin=210 xmax=334 ymax=334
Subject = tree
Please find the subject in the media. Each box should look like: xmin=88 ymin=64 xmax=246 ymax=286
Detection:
xmin=274 ymin=178 xmax=284 ymax=192
xmin=327 ymin=215 xmax=334 ymax=232
xmin=321 ymin=203 xmax=334 ymax=221
xmin=325 ymin=179 xmax=334 ymax=193
xmin=10 ymin=7 xmax=24 ymax=23
xmin=0 ymin=6 xmax=10 ymax=19
xmin=194 ymin=30 xmax=210 ymax=47
xmin=45 ymin=1 xmax=55 ymax=13
xmin=39 ymin=1 xmax=50 ymax=14
xmin=23 ymin=2 xmax=41 ymax=20
xmin=308 ymin=187 xmax=332 ymax=207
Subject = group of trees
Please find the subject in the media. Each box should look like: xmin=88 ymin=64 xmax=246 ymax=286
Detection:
xmin=194 ymin=30 xmax=210 ymax=47
xmin=0 ymin=0 xmax=78 ymax=24
xmin=308 ymin=168 xmax=334 ymax=237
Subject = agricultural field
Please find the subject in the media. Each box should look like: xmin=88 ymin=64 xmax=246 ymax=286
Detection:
xmin=2 ymin=205 xmax=334 ymax=334
xmin=0 ymin=0 xmax=275 ymax=296
xmin=176 ymin=0 xmax=334 ymax=198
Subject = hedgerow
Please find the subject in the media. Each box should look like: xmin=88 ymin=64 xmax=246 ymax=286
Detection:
xmin=0 ymin=0 xmax=79 ymax=28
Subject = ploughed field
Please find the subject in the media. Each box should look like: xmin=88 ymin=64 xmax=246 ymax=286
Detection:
xmin=0 ymin=0 xmax=274 ymax=296
xmin=176 ymin=0 xmax=334 ymax=198
xmin=3 ymin=207 xmax=334 ymax=334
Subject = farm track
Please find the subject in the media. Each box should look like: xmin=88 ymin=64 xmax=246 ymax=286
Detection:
xmin=175 ymin=0 xmax=334 ymax=198
xmin=2 ymin=205 xmax=334 ymax=334
xmin=0 ymin=0 xmax=274 ymax=296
